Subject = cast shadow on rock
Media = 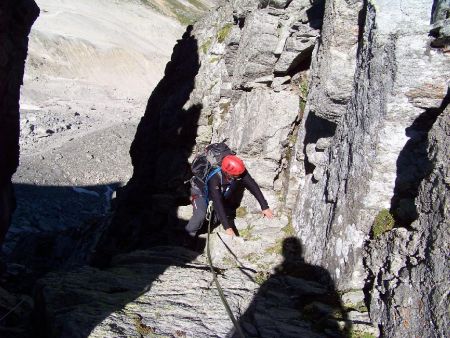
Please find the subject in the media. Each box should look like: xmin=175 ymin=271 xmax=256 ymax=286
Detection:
xmin=390 ymin=88 xmax=449 ymax=228
xmin=3 ymin=182 xmax=122 ymax=283
xmin=232 ymin=237 xmax=350 ymax=338
xmin=92 ymin=25 xmax=203 ymax=265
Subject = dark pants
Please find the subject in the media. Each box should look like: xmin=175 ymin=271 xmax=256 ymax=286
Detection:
xmin=185 ymin=196 xmax=208 ymax=237
xmin=184 ymin=184 xmax=244 ymax=237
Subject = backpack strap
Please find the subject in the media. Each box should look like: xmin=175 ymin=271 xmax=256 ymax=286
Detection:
xmin=204 ymin=167 xmax=222 ymax=203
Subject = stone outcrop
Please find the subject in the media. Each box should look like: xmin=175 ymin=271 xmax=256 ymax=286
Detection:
xmin=293 ymin=0 xmax=449 ymax=294
xmin=307 ymin=0 xmax=362 ymax=123
xmin=35 ymin=243 xmax=359 ymax=338
xmin=290 ymin=0 xmax=449 ymax=335
xmin=430 ymin=0 xmax=450 ymax=49
xmin=0 ymin=1 xmax=39 ymax=244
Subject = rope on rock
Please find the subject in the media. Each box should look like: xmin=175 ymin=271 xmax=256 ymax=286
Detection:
xmin=0 ymin=297 xmax=26 ymax=322
xmin=205 ymin=202 xmax=246 ymax=338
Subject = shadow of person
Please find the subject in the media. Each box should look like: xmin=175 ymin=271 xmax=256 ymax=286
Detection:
xmin=232 ymin=237 xmax=350 ymax=338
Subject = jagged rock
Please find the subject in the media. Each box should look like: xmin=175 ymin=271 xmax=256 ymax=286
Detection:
xmin=271 ymin=75 xmax=291 ymax=91
xmin=35 ymin=247 xmax=258 ymax=338
xmin=221 ymin=88 xmax=299 ymax=160
xmin=430 ymin=0 xmax=450 ymax=48
xmin=261 ymin=0 xmax=293 ymax=9
xmin=38 ymin=0 xmax=446 ymax=337
xmin=232 ymin=11 xmax=280 ymax=88
xmin=341 ymin=290 xmax=365 ymax=310
xmin=315 ymin=137 xmax=331 ymax=151
xmin=307 ymin=0 xmax=362 ymax=123
xmin=293 ymin=0 xmax=449 ymax=296
xmin=242 ymin=74 xmax=274 ymax=89
xmin=229 ymin=0 xmax=261 ymax=18
xmin=274 ymin=25 xmax=319 ymax=74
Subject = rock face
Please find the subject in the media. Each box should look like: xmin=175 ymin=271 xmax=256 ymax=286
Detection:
xmin=87 ymin=0 xmax=448 ymax=336
xmin=2 ymin=0 xmax=448 ymax=337
xmin=366 ymin=109 xmax=449 ymax=337
xmin=431 ymin=0 xmax=450 ymax=49
xmin=291 ymin=0 xmax=449 ymax=335
xmin=35 ymin=244 xmax=356 ymax=338
xmin=0 ymin=0 xmax=39 ymax=244
xmin=94 ymin=0 xmax=324 ymax=260
xmin=293 ymin=0 xmax=449 ymax=292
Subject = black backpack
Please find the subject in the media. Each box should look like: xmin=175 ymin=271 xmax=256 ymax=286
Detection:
xmin=190 ymin=142 xmax=235 ymax=198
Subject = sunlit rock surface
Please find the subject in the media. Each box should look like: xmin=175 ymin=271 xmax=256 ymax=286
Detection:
xmin=1 ymin=0 xmax=448 ymax=337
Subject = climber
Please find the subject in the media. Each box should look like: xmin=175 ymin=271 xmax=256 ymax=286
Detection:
xmin=185 ymin=153 xmax=274 ymax=239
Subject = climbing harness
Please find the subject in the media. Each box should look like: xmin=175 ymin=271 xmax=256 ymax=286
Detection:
xmin=205 ymin=202 xmax=246 ymax=338
xmin=204 ymin=167 xmax=222 ymax=203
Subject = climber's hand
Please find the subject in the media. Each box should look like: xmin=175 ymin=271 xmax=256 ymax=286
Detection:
xmin=262 ymin=208 xmax=274 ymax=219
xmin=225 ymin=228 xmax=236 ymax=237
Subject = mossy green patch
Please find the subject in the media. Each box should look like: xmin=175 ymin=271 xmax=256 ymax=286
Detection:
xmin=266 ymin=238 xmax=283 ymax=255
xmin=265 ymin=216 xmax=296 ymax=255
xmin=282 ymin=219 xmax=295 ymax=237
xmin=299 ymin=77 xmax=308 ymax=113
xmin=254 ymin=271 xmax=270 ymax=285
xmin=239 ymin=223 xmax=255 ymax=240
xmin=209 ymin=56 xmax=221 ymax=63
xmin=236 ymin=206 xmax=248 ymax=218
xmin=207 ymin=114 xmax=214 ymax=126
xmin=219 ymin=100 xmax=230 ymax=115
xmin=222 ymin=255 xmax=238 ymax=267
xmin=217 ymin=23 xmax=233 ymax=43
xmin=299 ymin=99 xmax=306 ymax=113
xmin=344 ymin=300 xmax=368 ymax=312
xmin=299 ymin=78 xmax=308 ymax=99
xmin=243 ymin=252 xmax=259 ymax=264
xmin=288 ymin=130 xmax=298 ymax=146
xmin=372 ymin=209 xmax=394 ymax=238
xmin=350 ymin=331 xmax=376 ymax=338
xmin=200 ymin=38 xmax=212 ymax=54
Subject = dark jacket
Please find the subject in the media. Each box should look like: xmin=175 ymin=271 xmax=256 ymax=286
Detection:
xmin=207 ymin=170 xmax=269 ymax=229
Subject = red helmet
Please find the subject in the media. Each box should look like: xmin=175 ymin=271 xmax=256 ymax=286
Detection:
xmin=221 ymin=155 xmax=245 ymax=176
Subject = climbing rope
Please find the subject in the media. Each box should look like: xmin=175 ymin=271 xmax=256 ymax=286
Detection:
xmin=205 ymin=202 xmax=246 ymax=338
xmin=0 ymin=298 xmax=26 ymax=322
